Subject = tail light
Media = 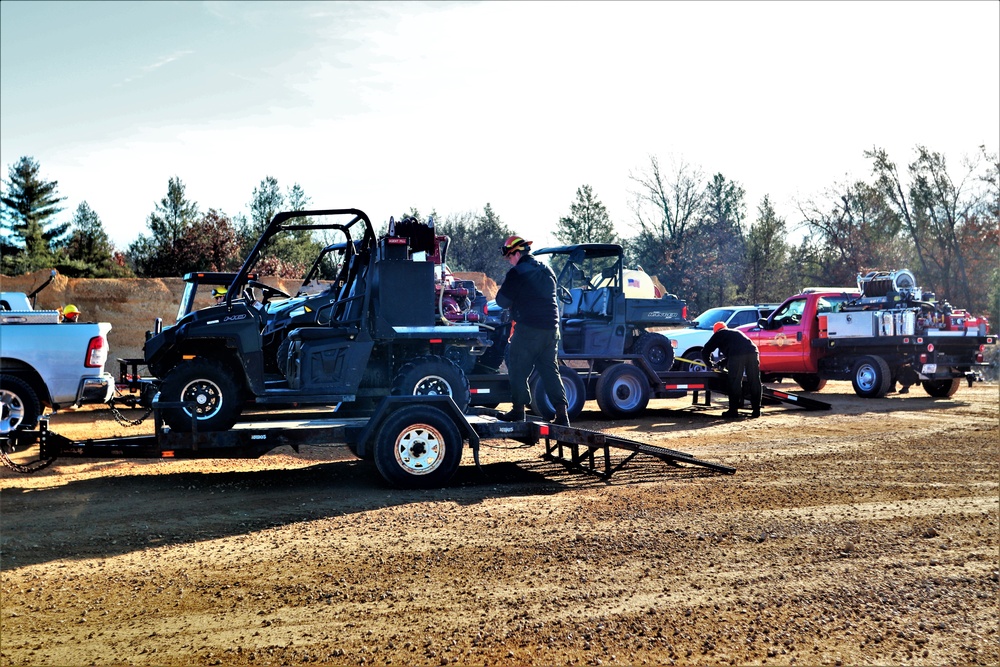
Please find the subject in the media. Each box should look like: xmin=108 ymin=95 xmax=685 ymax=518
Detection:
xmin=926 ymin=343 xmax=934 ymax=352
xmin=919 ymin=353 xmax=928 ymax=363
xmin=86 ymin=336 xmax=108 ymax=368
xmin=682 ymin=305 xmax=688 ymax=320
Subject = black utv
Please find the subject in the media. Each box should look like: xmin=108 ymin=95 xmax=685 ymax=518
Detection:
xmin=144 ymin=209 xmax=493 ymax=432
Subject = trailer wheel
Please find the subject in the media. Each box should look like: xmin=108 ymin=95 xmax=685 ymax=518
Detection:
xmin=851 ymin=356 xmax=892 ymax=398
xmin=595 ymin=363 xmax=650 ymax=418
xmin=921 ymin=378 xmax=961 ymax=398
xmin=391 ymin=355 xmax=471 ymax=413
xmin=792 ymin=374 xmax=827 ymax=392
xmin=530 ymin=366 xmax=586 ymax=421
xmin=0 ymin=374 xmax=42 ymax=434
xmin=160 ymin=359 xmax=243 ymax=432
xmin=373 ymin=405 xmax=463 ymax=488
xmin=633 ymin=333 xmax=674 ymax=373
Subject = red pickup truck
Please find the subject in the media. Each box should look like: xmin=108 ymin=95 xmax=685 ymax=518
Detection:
xmin=741 ymin=285 xmax=996 ymax=398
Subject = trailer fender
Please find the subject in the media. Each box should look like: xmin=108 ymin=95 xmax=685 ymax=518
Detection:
xmin=353 ymin=395 xmax=479 ymax=463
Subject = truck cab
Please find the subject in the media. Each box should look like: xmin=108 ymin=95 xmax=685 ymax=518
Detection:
xmin=744 ymin=290 xmax=859 ymax=374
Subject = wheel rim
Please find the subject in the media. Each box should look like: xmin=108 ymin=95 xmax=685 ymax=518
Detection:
xmin=413 ymin=375 xmax=453 ymax=398
xmin=0 ymin=389 xmax=25 ymax=432
xmin=393 ymin=423 xmax=444 ymax=475
xmin=856 ymin=364 xmax=877 ymax=392
xmin=180 ymin=378 xmax=224 ymax=419
xmin=612 ymin=373 xmax=645 ymax=410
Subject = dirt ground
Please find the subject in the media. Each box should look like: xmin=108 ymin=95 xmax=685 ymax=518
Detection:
xmin=1 ymin=381 xmax=998 ymax=667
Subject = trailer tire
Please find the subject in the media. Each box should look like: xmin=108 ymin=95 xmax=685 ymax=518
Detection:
xmin=530 ymin=366 xmax=585 ymax=421
xmin=792 ymin=374 xmax=827 ymax=392
xmin=160 ymin=358 xmax=243 ymax=432
xmin=921 ymin=378 xmax=961 ymax=398
xmin=633 ymin=333 xmax=674 ymax=373
xmin=851 ymin=356 xmax=892 ymax=398
xmin=373 ymin=405 xmax=463 ymax=488
xmin=0 ymin=374 xmax=42 ymax=434
xmin=391 ymin=355 xmax=471 ymax=413
xmin=595 ymin=363 xmax=650 ymax=418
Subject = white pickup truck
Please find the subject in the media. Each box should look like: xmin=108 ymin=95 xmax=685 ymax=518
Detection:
xmin=1 ymin=280 xmax=115 ymax=432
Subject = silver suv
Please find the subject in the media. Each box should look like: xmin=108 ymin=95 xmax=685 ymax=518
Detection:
xmin=666 ymin=305 xmax=778 ymax=371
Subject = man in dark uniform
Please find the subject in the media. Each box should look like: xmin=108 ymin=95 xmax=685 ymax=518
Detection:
xmin=702 ymin=321 xmax=762 ymax=419
xmin=495 ymin=235 xmax=570 ymax=426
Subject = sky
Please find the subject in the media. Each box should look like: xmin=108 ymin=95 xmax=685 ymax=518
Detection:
xmin=2 ymin=0 xmax=998 ymax=251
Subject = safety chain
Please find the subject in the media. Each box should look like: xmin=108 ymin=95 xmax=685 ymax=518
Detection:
xmin=108 ymin=396 xmax=154 ymax=427
xmin=0 ymin=444 xmax=56 ymax=474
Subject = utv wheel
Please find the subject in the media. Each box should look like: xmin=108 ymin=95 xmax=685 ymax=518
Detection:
xmin=160 ymin=359 xmax=243 ymax=432
xmin=921 ymin=378 xmax=961 ymax=398
xmin=0 ymin=374 xmax=42 ymax=434
xmin=595 ymin=363 xmax=650 ymax=418
xmin=276 ymin=338 xmax=292 ymax=378
xmin=373 ymin=405 xmax=463 ymax=488
xmin=792 ymin=374 xmax=827 ymax=392
xmin=851 ymin=355 xmax=892 ymax=398
xmin=633 ymin=333 xmax=674 ymax=373
xmin=530 ymin=366 xmax=586 ymax=421
xmin=391 ymin=355 xmax=471 ymax=413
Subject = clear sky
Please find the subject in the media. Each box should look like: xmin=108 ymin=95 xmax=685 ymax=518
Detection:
xmin=2 ymin=0 xmax=998 ymax=251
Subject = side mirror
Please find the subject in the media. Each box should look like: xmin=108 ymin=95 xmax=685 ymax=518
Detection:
xmin=757 ymin=317 xmax=769 ymax=330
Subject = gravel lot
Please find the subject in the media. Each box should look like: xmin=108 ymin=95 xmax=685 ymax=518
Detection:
xmin=1 ymin=381 xmax=998 ymax=666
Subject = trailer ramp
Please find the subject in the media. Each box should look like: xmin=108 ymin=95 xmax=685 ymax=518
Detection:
xmin=470 ymin=416 xmax=735 ymax=479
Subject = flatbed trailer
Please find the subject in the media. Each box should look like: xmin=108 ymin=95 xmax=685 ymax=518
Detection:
xmin=1 ymin=396 xmax=735 ymax=487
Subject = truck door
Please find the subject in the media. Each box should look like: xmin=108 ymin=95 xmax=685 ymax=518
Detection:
xmin=747 ymin=297 xmax=810 ymax=372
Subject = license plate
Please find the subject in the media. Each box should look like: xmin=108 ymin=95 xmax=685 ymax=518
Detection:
xmin=921 ymin=363 xmax=937 ymax=374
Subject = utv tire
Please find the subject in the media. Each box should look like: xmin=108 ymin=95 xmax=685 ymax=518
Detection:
xmin=373 ymin=405 xmax=463 ymax=488
xmin=633 ymin=333 xmax=675 ymax=373
xmin=921 ymin=378 xmax=961 ymax=398
xmin=792 ymin=374 xmax=827 ymax=392
xmin=0 ymin=374 xmax=42 ymax=434
xmin=276 ymin=338 xmax=292 ymax=378
xmin=595 ymin=363 xmax=650 ymax=418
xmin=160 ymin=359 xmax=243 ymax=432
xmin=530 ymin=366 xmax=586 ymax=421
xmin=851 ymin=355 xmax=892 ymax=398
xmin=391 ymin=355 xmax=471 ymax=413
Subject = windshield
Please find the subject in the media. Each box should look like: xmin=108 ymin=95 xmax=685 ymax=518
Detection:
xmin=691 ymin=308 xmax=735 ymax=330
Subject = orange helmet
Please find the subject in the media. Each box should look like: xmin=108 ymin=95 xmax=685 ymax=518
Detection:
xmin=501 ymin=235 xmax=531 ymax=257
xmin=713 ymin=321 xmax=726 ymax=332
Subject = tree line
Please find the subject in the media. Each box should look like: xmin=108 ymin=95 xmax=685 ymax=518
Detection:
xmin=2 ymin=147 xmax=997 ymax=325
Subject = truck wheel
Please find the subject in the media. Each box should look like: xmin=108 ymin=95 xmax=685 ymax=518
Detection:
xmin=160 ymin=359 xmax=243 ymax=432
xmin=595 ymin=363 xmax=650 ymax=418
xmin=676 ymin=347 xmax=709 ymax=373
xmin=373 ymin=404 xmax=463 ymax=488
xmin=792 ymin=374 xmax=827 ymax=392
xmin=0 ymin=375 xmax=42 ymax=433
xmin=633 ymin=333 xmax=674 ymax=373
xmin=921 ymin=378 xmax=961 ymax=398
xmin=391 ymin=355 xmax=471 ymax=413
xmin=851 ymin=356 xmax=892 ymax=398
xmin=530 ymin=366 xmax=586 ymax=421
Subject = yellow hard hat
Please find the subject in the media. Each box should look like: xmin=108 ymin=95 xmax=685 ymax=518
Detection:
xmin=212 ymin=287 xmax=228 ymax=298
xmin=63 ymin=304 xmax=80 ymax=315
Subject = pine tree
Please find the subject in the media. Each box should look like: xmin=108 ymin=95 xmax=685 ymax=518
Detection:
xmin=1 ymin=156 xmax=69 ymax=274
xmin=64 ymin=201 xmax=129 ymax=277
xmin=556 ymin=185 xmax=618 ymax=245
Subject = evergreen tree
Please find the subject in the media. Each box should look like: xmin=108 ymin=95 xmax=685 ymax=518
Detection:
xmin=556 ymin=185 xmax=618 ymax=245
xmin=435 ymin=204 xmax=513 ymax=284
xmin=63 ymin=201 xmax=130 ymax=277
xmin=1 ymin=156 xmax=69 ymax=274
xmin=744 ymin=195 xmax=793 ymax=303
xmin=128 ymin=176 xmax=200 ymax=276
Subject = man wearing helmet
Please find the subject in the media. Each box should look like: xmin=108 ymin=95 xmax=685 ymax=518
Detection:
xmin=61 ymin=304 xmax=80 ymax=322
xmin=702 ymin=321 xmax=762 ymax=419
xmin=213 ymin=286 xmax=228 ymax=304
xmin=495 ymin=235 xmax=570 ymax=426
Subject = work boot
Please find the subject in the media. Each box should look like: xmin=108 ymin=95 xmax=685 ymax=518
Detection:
xmin=750 ymin=409 xmax=761 ymax=419
xmin=721 ymin=409 xmax=740 ymax=419
xmin=553 ymin=404 xmax=570 ymax=427
xmin=499 ymin=404 xmax=526 ymax=422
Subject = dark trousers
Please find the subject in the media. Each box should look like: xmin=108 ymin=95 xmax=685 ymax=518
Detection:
xmin=726 ymin=353 xmax=762 ymax=412
xmin=508 ymin=324 xmax=567 ymax=408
